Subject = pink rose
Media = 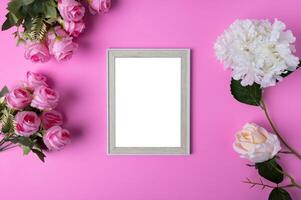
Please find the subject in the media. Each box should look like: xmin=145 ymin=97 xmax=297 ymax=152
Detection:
xmin=31 ymin=86 xmax=60 ymax=111
xmin=43 ymin=126 xmax=71 ymax=151
xmin=24 ymin=43 xmax=50 ymax=63
xmin=41 ymin=110 xmax=63 ymax=130
xmin=63 ymin=20 xmax=85 ymax=37
xmin=58 ymin=0 xmax=85 ymax=22
xmin=54 ymin=26 xmax=69 ymax=37
xmin=15 ymin=111 xmax=41 ymax=137
xmin=47 ymin=26 xmax=68 ymax=49
xmin=88 ymin=0 xmax=111 ymax=14
xmin=25 ymin=71 xmax=48 ymax=90
xmin=6 ymin=87 xmax=32 ymax=110
xmin=49 ymin=36 xmax=78 ymax=61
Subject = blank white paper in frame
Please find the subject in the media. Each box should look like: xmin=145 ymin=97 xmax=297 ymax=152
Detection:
xmin=108 ymin=49 xmax=190 ymax=155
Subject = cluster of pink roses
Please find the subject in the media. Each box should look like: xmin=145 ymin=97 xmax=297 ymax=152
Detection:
xmin=5 ymin=72 xmax=70 ymax=151
xmin=24 ymin=0 xmax=111 ymax=63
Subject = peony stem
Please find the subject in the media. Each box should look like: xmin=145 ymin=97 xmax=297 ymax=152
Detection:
xmin=260 ymin=98 xmax=301 ymax=160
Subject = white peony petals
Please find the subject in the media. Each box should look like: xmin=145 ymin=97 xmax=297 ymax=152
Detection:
xmin=214 ymin=19 xmax=299 ymax=88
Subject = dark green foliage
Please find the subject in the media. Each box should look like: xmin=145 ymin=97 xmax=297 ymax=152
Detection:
xmin=2 ymin=0 xmax=58 ymax=42
xmin=269 ymin=188 xmax=292 ymax=200
xmin=230 ymin=79 xmax=262 ymax=106
xmin=1 ymin=109 xmax=14 ymax=134
xmin=0 ymin=86 xmax=9 ymax=97
xmin=255 ymin=158 xmax=284 ymax=184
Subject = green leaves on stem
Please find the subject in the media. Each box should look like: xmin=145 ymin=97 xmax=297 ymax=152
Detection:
xmin=229 ymin=64 xmax=301 ymax=200
xmin=10 ymin=136 xmax=46 ymax=162
xmin=2 ymin=0 xmax=58 ymax=42
xmin=253 ymin=157 xmax=296 ymax=200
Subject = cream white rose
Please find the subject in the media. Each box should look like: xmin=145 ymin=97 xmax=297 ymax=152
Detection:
xmin=233 ymin=123 xmax=281 ymax=163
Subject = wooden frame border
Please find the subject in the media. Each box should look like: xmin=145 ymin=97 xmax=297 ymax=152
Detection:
xmin=107 ymin=49 xmax=190 ymax=155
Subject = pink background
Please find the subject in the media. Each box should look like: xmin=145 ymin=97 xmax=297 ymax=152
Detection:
xmin=0 ymin=0 xmax=301 ymax=199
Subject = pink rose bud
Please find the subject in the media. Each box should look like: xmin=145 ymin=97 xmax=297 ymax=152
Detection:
xmin=49 ymin=36 xmax=78 ymax=61
xmin=88 ymin=0 xmax=111 ymax=14
xmin=63 ymin=20 xmax=85 ymax=37
xmin=58 ymin=0 xmax=85 ymax=22
xmin=43 ymin=126 xmax=71 ymax=151
xmin=15 ymin=111 xmax=41 ymax=137
xmin=31 ymin=86 xmax=60 ymax=111
xmin=41 ymin=110 xmax=63 ymax=130
xmin=24 ymin=43 xmax=50 ymax=63
xmin=25 ymin=71 xmax=48 ymax=90
xmin=6 ymin=87 xmax=32 ymax=110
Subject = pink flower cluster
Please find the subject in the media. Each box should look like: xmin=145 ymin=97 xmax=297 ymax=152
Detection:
xmin=24 ymin=0 xmax=111 ymax=63
xmin=5 ymin=72 xmax=70 ymax=151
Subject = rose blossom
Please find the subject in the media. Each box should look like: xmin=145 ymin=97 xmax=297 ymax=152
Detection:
xmin=58 ymin=0 xmax=85 ymax=22
xmin=24 ymin=42 xmax=50 ymax=63
xmin=43 ymin=126 xmax=71 ymax=151
xmin=63 ymin=20 xmax=85 ymax=37
xmin=15 ymin=111 xmax=41 ymax=137
xmin=88 ymin=0 xmax=111 ymax=14
xmin=49 ymin=36 xmax=78 ymax=61
xmin=41 ymin=110 xmax=63 ymax=130
xmin=233 ymin=123 xmax=281 ymax=163
xmin=31 ymin=86 xmax=60 ymax=110
xmin=25 ymin=71 xmax=48 ymax=90
xmin=6 ymin=87 xmax=32 ymax=110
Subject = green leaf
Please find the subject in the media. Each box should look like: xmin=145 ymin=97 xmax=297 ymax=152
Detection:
xmin=22 ymin=0 xmax=35 ymax=6
xmin=0 ymin=86 xmax=9 ymax=98
xmin=230 ymin=79 xmax=262 ymax=106
xmin=17 ymin=137 xmax=34 ymax=148
xmin=22 ymin=145 xmax=31 ymax=155
xmin=23 ymin=14 xmax=33 ymax=31
xmin=28 ymin=16 xmax=47 ymax=41
xmin=269 ymin=188 xmax=292 ymax=200
xmin=2 ymin=16 xmax=14 ymax=31
xmin=8 ymin=0 xmax=23 ymax=13
xmin=32 ymin=149 xmax=46 ymax=162
xmin=255 ymin=158 xmax=284 ymax=184
xmin=2 ymin=13 xmax=19 ymax=31
xmin=32 ymin=1 xmax=47 ymax=15
xmin=48 ymin=0 xmax=57 ymax=7
xmin=45 ymin=4 xmax=57 ymax=19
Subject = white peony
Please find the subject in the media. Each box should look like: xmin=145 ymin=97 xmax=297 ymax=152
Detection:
xmin=233 ymin=123 xmax=281 ymax=163
xmin=214 ymin=19 xmax=299 ymax=88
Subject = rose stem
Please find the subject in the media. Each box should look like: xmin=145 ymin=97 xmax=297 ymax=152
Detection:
xmin=260 ymin=98 xmax=301 ymax=160
xmin=0 ymin=142 xmax=16 ymax=151
xmin=273 ymin=166 xmax=301 ymax=190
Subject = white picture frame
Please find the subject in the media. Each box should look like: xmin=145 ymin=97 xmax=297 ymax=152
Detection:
xmin=107 ymin=49 xmax=190 ymax=155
